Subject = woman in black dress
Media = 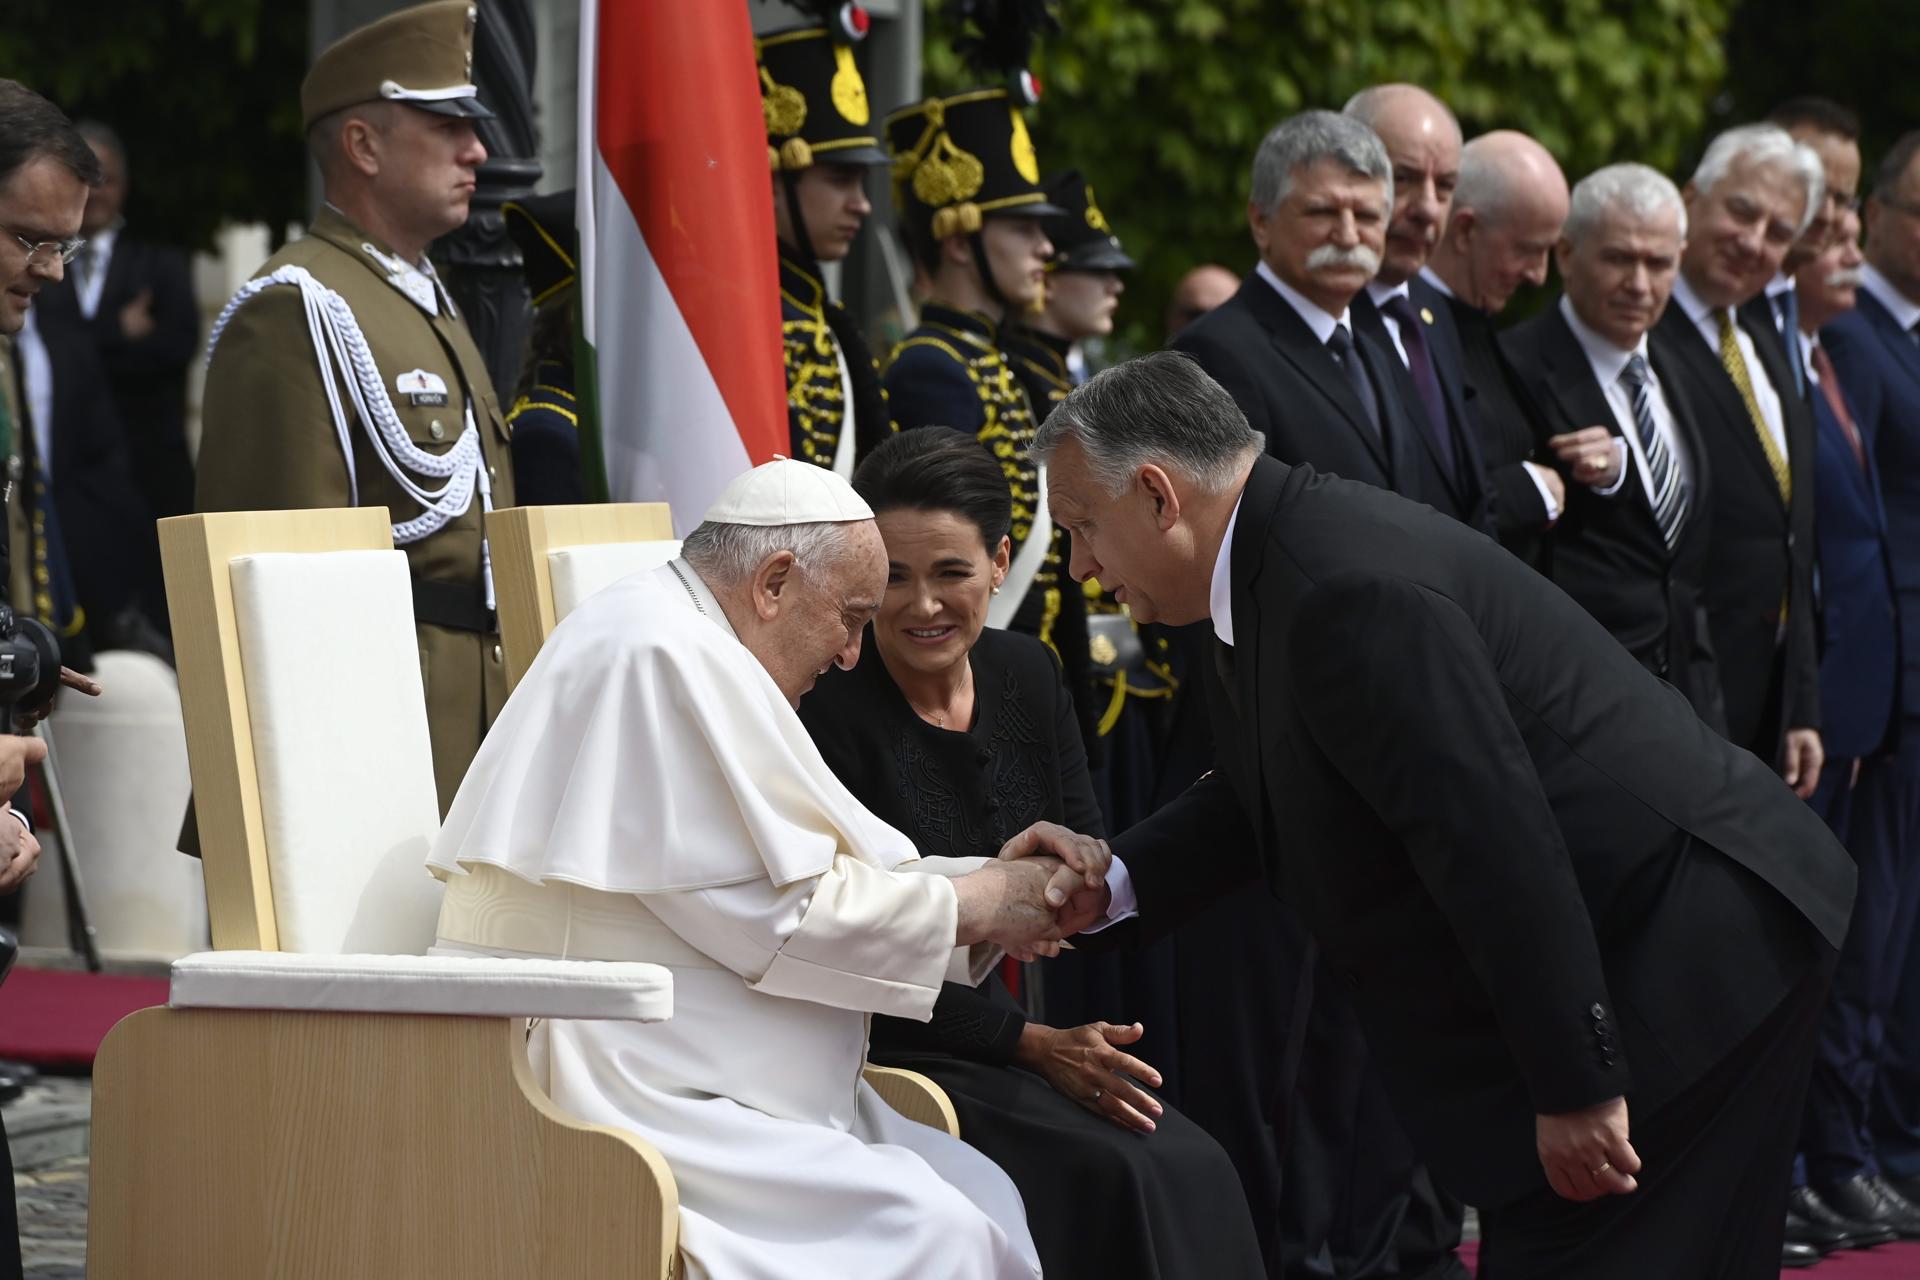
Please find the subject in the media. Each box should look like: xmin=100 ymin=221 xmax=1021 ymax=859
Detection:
xmin=798 ymin=429 xmax=1263 ymax=1280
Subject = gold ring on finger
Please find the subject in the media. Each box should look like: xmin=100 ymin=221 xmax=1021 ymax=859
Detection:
xmin=1090 ymin=1088 xmax=1103 ymax=1102
xmin=1590 ymin=1160 xmax=1612 ymax=1176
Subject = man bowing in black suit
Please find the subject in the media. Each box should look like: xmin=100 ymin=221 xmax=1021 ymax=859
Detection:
xmin=1651 ymin=124 xmax=1827 ymax=793
xmin=1029 ymin=350 xmax=1855 ymax=1278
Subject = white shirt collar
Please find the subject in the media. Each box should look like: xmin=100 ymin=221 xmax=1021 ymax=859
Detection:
xmin=1861 ymin=262 xmax=1920 ymax=332
xmin=1209 ymin=494 xmax=1244 ymax=646
xmin=1418 ymin=265 xmax=1456 ymax=299
xmin=1764 ymin=272 xmax=1795 ymax=300
xmin=1669 ymin=270 xmax=1717 ymax=327
xmin=1256 ymin=259 xmax=1348 ymax=345
xmin=1365 ymin=278 xmax=1412 ymax=307
xmin=1559 ymin=294 xmax=1649 ymax=387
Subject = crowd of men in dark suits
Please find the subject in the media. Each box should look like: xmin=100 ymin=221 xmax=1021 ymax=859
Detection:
xmin=1164 ymin=85 xmax=1920 ymax=1273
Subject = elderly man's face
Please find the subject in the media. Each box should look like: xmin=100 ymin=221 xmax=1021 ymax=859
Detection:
xmin=1049 ymin=438 xmax=1198 ymax=627
xmin=1795 ymin=208 xmax=1864 ymax=328
xmin=1368 ymin=99 xmax=1461 ymax=285
xmin=1558 ymin=202 xmax=1685 ymax=351
xmin=1459 ymin=187 xmax=1568 ymax=314
xmin=1250 ymin=156 xmax=1387 ymax=316
xmin=1680 ymin=153 xmax=1809 ymax=309
xmin=765 ymin=521 xmax=887 ymax=706
xmin=0 ymin=155 xmax=87 ymax=336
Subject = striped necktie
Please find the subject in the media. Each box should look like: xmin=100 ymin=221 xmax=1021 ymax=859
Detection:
xmin=1621 ymin=354 xmax=1688 ymax=550
xmin=1715 ymin=308 xmax=1791 ymax=504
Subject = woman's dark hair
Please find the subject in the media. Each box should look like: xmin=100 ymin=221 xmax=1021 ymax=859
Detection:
xmin=852 ymin=427 xmax=1013 ymax=553
xmin=0 ymin=82 xmax=101 ymax=189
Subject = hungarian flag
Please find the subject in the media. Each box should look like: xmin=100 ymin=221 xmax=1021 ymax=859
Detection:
xmin=577 ymin=0 xmax=788 ymax=525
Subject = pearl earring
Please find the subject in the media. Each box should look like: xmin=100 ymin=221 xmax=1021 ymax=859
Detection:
xmin=991 ymin=584 xmax=1003 ymax=595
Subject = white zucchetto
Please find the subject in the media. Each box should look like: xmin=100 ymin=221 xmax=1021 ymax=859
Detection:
xmin=699 ymin=457 xmax=875 ymax=527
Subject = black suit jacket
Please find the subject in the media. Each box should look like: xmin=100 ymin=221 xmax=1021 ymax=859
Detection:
xmin=1651 ymin=300 xmax=1820 ymax=757
xmin=1172 ymin=273 xmax=1433 ymax=510
xmin=1109 ymin=457 xmax=1852 ymax=1207
xmin=1504 ymin=303 xmax=1725 ymax=730
xmin=35 ymin=234 xmax=197 ymax=522
xmin=1442 ymin=292 xmax=1556 ymax=569
xmin=1349 ymin=281 xmax=1494 ymax=534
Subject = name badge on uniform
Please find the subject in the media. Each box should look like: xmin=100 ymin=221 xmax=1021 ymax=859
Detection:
xmin=397 ymin=368 xmax=450 ymax=407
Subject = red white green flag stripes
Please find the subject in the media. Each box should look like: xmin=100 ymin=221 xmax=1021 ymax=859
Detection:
xmin=577 ymin=0 xmax=788 ymax=528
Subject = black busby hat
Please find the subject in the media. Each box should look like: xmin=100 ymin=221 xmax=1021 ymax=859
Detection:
xmin=887 ymin=0 xmax=1064 ymax=244
xmin=757 ymin=5 xmax=888 ymax=173
xmin=886 ymin=91 xmax=1066 ymax=242
xmin=1043 ymin=171 xmax=1135 ymax=273
xmin=502 ymin=191 xmax=576 ymax=308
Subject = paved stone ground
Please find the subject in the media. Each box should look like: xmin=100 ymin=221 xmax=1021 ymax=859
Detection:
xmin=7 ymin=1076 xmax=90 ymax=1280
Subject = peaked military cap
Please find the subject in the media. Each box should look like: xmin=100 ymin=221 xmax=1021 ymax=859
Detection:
xmin=1043 ymin=170 xmax=1135 ymax=273
xmin=301 ymin=0 xmax=495 ymax=130
xmin=758 ymin=7 xmax=889 ymax=172
xmin=502 ymin=191 xmax=576 ymax=308
xmin=887 ymin=89 xmax=1066 ymax=243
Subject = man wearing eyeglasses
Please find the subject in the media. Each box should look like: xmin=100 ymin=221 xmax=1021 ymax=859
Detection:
xmin=196 ymin=0 xmax=513 ymax=817
xmin=0 ymin=76 xmax=105 ymax=1280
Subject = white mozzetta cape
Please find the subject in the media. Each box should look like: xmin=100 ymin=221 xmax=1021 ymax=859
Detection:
xmin=429 ymin=563 xmax=926 ymax=892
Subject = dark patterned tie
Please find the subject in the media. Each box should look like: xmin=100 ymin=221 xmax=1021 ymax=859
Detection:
xmin=1379 ymin=293 xmax=1455 ymax=481
xmin=1771 ymin=290 xmax=1805 ymax=396
xmin=1620 ymin=354 xmax=1688 ymax=550
xmin=1326 ymin=323 xmax=1383 ymax=442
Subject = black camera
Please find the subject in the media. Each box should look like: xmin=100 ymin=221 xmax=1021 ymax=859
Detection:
xmin=0 ymin=604 xmax=62 ymax=722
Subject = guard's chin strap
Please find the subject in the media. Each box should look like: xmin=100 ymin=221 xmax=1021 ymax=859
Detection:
xmin=967 ymin=230 xmax=1012 ymax=339
xmin=207 ymin=265 xmax=495 ymax=609
xmin=781 ymin=171 xmax=823 ymax=281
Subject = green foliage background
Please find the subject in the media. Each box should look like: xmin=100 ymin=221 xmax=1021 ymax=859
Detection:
xmin=924 ymin=0 xmax=1733 ymax=350
xmin=0 ymin=0 xmax=308 ymax=251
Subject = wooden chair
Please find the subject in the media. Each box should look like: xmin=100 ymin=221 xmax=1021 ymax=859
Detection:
xmin=486 ymin=504 xmax=962 ymax=1137
xmin=88 ymin=509 xmax=680 ymax=1280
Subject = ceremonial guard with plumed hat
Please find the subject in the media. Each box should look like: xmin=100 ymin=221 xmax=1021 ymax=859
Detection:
xmin=760 ymin=3 xmax=895 ymax=478
xmin=196 ymin=0 xmax=513 ymax=816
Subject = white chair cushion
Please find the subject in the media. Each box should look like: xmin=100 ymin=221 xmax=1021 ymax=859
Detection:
xmin=170 ymin=950 xmax=673 ymax=1022
xmin=230 ymin=551 xmax=445 ymax=954
xmin=549 ymin=541 xmax=682 ymax=621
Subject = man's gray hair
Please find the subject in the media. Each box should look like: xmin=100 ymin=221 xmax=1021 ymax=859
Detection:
xmin=1034 ymin=352 xmax=1265 ymax=496
xmin=680 ymin=520 xmax=858 ymax=585
xmin=1688 ymin=123 xmax=1825 ymax=235
xmin=1564 ymin=163 xmax=1688 ymax=249
xmin=1453 ymin=142 xmax=1512 ymax=223
xmin=1250 ymin=110 xmax=1393 ymax=214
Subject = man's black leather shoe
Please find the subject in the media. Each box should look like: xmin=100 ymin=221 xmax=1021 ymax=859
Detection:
xmin=1781 ymin=1240 xmax=1823 ymax=1268
xmin=1787 ymin=1184 xmax=1897 ymax=1248
xmin=1816 ymin=1175 xmax=1920 ymax=1239
xmin=1785 ymin=1207 xmax=1848 ymax=1254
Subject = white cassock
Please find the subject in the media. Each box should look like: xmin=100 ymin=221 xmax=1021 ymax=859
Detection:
xmin=426 ymin=560 xmax=1042 ymax=1280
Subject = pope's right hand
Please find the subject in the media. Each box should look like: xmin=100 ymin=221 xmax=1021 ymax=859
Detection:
xmin=953 ymin=856 xmax=1068 ymax=951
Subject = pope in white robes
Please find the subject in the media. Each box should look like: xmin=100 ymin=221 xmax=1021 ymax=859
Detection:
xmin=428 ymin=461 xmax=1095 ymax=1279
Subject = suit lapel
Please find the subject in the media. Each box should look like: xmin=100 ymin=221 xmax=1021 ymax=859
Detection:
xmin=1412 ymin=279 xmax=1489 ymax=518
xmin=1858 ymin=290 xmax=1920 ymax=388
xmin=1227 ymin=457 xmax=1290 ymax=848
xmin=1240 ymin=279 xmax=1392 ymax=474
xmin=1655 ymin=305 xmax=1782 ymax=501
xmin=1352 ymin=291 xmax=1460 ymax=501
xmin=98 ymin=238 xmax=134 ymax=317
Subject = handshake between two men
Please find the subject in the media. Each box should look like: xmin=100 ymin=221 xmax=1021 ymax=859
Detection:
xmin=951 ymin=821 xmax=1114 ymax=961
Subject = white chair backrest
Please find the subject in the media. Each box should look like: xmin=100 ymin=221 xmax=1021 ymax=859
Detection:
xmin=229 ymin=550 xmax=444 ymax=953
xmin=549 ymin=540 xmax=682 ymax=622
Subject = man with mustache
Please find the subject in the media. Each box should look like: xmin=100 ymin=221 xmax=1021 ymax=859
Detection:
xmin=195 ymin=1 xmax=512 ymax=817
xmin=1651 ymin=124 xmax=1826 ymax=795
xmin=1342 ymin=85 xmax=1493 ymax=535
xmin=1167 ymin=108 xmax=1474 ymax=1280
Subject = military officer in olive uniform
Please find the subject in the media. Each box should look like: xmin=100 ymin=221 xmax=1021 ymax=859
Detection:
xmin=197 ymin=0 xmax=513 ymax=814
xmin=760 ymin=6 xmax=894 ymax=477
xmin=884 ymin=81 xmax=1098 ymax=703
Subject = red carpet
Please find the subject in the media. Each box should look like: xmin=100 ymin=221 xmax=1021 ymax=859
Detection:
xmin=1460 ymin=1238 xmax=1920 ymax=1275
xmin=0 ymin=966 xmax=168 ymax=1069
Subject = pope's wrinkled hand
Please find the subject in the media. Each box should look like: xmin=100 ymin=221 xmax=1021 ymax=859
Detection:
xmin=953 ymin=855 xmax=1069 ymax=951
xmin=997 ymin=821 xmax=1111 ymax=908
